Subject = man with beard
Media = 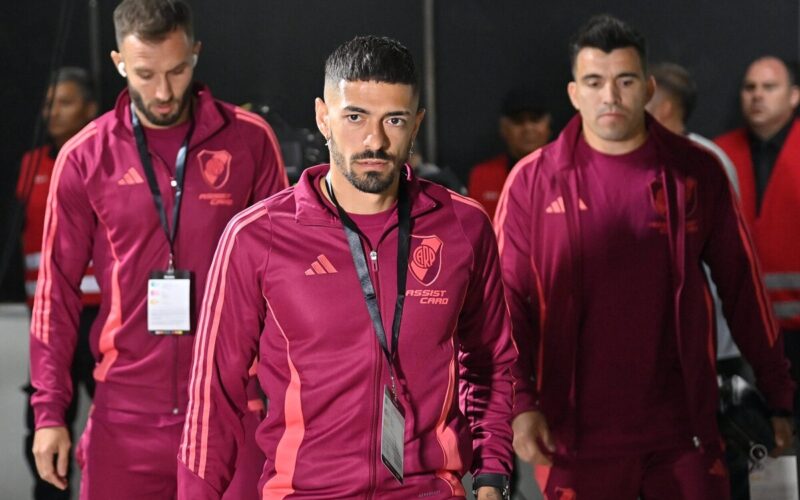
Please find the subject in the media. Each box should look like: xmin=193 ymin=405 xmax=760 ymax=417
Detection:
xmin=29 ymin=1 xmax=287 ymax=498
xmin=178 ymin=35 xmax=516 ymax=500
xmin=496 ymin=15 xmax=793 ymax=499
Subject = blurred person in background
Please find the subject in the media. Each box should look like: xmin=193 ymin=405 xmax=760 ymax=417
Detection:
xmin=18 ymin=66 xmax=98 ymax=500
xmin=468 ymin=88 xmax=551 ymax=218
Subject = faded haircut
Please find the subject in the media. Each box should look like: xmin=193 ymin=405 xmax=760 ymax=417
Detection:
xmin=324 ymin=35 xmax=419 ymax=95
xmin=570 ymin=14 xmax=647 ymax=75
xmin=113 ymin=0 xmax=193 ymax=46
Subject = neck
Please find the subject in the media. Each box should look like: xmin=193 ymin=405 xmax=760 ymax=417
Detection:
xmin=52 ymin=136 xmax=68 ymax=150
xmin=750 ymin=116 xmax=792 ymax=141
xmin=663 ymin=116 xmax=686 ymax=136
xmin=323 ymin=167 xmax=399 ymax=215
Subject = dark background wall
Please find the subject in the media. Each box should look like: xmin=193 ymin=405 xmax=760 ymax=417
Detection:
xmin=1 ymin=0 xmax=798 ymax=298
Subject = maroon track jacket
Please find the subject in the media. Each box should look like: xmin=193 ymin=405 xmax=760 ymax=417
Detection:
xmin=30 ymin=85 xmax=287 ymax=428
xmin=178 ymin=165 xmax=516 ymax=499
xmin=495 ymin=114 xmax=793 ymax=452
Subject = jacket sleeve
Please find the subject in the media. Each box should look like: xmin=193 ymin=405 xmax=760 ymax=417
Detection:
xmin=243 ymin=112 xmax=288 ymax=203
xmin=702 ymin=162 xmax=795 ymax=412
xmin=457 ymin=206 xmax=516 ymax=478
xmin=178 ymin=206 xmax=268 ymax=499
xmin=493 ymin=159 xmax=540 ymax=417
xmin=29 ymin=140 xmax=95 ymax=429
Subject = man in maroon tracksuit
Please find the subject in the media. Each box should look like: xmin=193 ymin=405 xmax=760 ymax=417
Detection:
xmin=496 ymin=15 xmax=794 ymax=499
xmin=29 ymin=1 xmax=287 ymax=498
xmin=178 ymin=36 xmax=516 ymax=499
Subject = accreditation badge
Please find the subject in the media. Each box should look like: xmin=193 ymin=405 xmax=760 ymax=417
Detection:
xmin=147 ymin=270 xmax=192 ymax=335
xmin=381 ymin=385 xmax=405 ymax=484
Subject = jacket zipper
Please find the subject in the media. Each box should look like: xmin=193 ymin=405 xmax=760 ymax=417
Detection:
xmin=366 ymin=243 xmax=381 ymax=499
xmin=172 ymin=336 xmax=179 ymax=414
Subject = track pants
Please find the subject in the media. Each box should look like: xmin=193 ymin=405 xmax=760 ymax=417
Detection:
xmin=534 ymin=443 xmax=730 ymax=500
xmin=77 ymin=406 xmax=264 ymax=500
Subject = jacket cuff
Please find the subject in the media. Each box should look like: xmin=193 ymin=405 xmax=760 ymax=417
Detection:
xmin=511 ymin=388 xmax=539 ymax=418
xmin=472 ymin=473 xmax=509 ymax=498
xmin=33 ymin=403 xmax=67 ymax=430
xmin=472 ymin=456 xmax=513 ymax=479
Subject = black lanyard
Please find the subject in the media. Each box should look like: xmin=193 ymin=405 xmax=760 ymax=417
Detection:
xmin=326 ymin=172 xmax=411 ymax=397
xmin=131 ymin=104 xmax=195 ymax=271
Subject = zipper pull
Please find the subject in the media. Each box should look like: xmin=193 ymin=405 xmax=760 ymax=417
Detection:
xmin=370 ymin=250 xmax=378 ymax=271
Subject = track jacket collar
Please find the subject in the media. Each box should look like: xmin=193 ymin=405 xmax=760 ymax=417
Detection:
xmin=293 ymin=164 xmax=438 ymax=227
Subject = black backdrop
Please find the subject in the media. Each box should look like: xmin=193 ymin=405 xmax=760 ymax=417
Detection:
xmin=1 ymin=0 xmax=798 ymax=298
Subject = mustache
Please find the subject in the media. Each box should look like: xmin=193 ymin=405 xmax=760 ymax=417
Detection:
xmin=350 ymin=149 xmax=393 ymax=162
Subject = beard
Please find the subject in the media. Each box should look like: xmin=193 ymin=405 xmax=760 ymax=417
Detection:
xmin=328 ymin=136 xmax=409 ymax=194
xmin=129 ymin=85 xmax=191 ymax=127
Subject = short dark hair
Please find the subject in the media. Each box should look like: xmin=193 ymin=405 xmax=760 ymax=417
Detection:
xmin=324 ymin=36 xmax=419 ymax=95
xmin=113 ymin=0 xmax=193 ymax=46
xmin=52 ymin=67 xmax=96 ymax=103
xmin=501 ymin=87 xmax=550 ymax=122
xmin=569 ymin=14 xmax=647 ymax=74
xmin=650 ymin=62 xmax=697 ymax=120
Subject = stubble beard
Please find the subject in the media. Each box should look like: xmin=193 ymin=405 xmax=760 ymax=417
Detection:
xmin=328 ymin=136 xmax=409 ymax=194
xmin=130 ymin=85 xmax=191 ymax=127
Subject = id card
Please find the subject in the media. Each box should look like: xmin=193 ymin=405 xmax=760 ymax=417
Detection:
xmin=147 ymin=270 xmax=192 ymax=334
xmin=381 ymin=386 xmax=405 ymax=484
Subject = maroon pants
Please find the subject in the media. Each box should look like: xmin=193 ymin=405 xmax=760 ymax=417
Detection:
xmin=77 ymin=407 xmax=263 ymax=500
xmin=534 ymin=444 xmax=730 ymax=500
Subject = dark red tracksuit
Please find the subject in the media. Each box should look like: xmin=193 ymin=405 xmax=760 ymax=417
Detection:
xmin=496 ymin=114 xmax=794 ymax=499
xmin=178 ymin=165 xmax=516 ymax=499
xmin=29 ymin=85 xmax=288 ymax=499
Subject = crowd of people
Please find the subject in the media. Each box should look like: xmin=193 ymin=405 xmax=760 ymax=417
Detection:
xmin=15 ymin=1 xmax=800 ymax=499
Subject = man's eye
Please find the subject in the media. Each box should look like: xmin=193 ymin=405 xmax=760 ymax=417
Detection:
xmin=346 ymin=114 xmax=361 ymax=122
xmin=387 ymin=117 xmax=405 ymax=126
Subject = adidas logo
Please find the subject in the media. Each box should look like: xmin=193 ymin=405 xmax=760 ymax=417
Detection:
xmin=545 ymin=196 xmax=588 ymax=214
xmin=117 ymin=167 xmax=145 ymax=186
xmin=304 ymin=254 xmax=337 ymax=276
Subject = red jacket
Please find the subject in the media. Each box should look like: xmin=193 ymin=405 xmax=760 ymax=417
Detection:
xmin=495 ymin=114 xmax=793 ymax=451
xmin=468 ymin=154 xmax=511 ymax=219
xmin=17 ymin=146 xmax=100 ymax=307
xmin=715 ymin=120 xmax=800 ymax=329
xmin=178 ymin=165 xmax=516 ymax=499
xmin=30 ymin=85 xmax=287 ymax=428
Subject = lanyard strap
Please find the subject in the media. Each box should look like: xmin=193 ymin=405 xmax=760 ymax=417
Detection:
xmin=131 ymin=104 xmax=195 ymax=271
xmin=326 ymin=173 xmax=411 ymax=394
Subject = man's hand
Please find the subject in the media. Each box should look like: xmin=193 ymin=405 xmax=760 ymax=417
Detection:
xmin=32 ymin=426 xmax=71 ymax=490
xmin=512 ymin=410 xmax=555 ymax=465
xmin=476 ymin=486 xmax=502 ymax=500
xmin=770 ymin=416 xmax=794 ymax=457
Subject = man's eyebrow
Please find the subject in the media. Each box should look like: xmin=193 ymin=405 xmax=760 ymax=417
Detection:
xmin=343 ymin=105 xmax=368 ymax=113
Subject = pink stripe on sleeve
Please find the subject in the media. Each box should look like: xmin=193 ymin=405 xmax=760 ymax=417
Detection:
xmin=182 ymin=203 xmax=267 ymax=472
xmin=235 ymin=109 xmax=289 ymax=188
xmin=32 ymin=125 xmax=97 ymax=343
